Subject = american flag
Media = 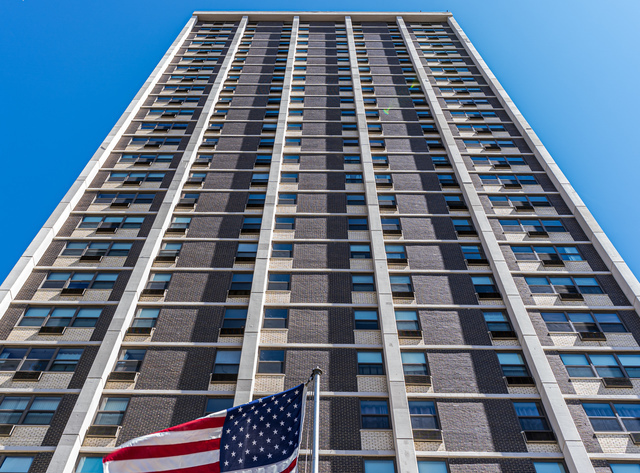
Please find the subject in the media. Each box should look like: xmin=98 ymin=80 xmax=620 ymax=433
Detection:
xmin=103 ymin=384 xmax=307 ymax=473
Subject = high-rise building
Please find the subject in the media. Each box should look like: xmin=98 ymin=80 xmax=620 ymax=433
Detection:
xmin=1 ymin=10 xmax=639 ymax=473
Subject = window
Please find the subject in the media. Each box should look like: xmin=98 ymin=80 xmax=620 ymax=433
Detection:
xmin=461 ymin=244 xmax=485 ymax=264
xmin=114 ymin=349 xmax=145 ymax=373
xmin=471 ymin=276 xmax=500 ymax=298
xmin=497 ymin=352 xmax=531 ymax=380
xmin=142 ymin=273 xmax=171 ymax=295
xmin=480 ymin=174 xmax=537 ymax=188
xmin=560 ymin=353 xmax=640 ymax=379
xmin=255 ymin=155 xmax=272 ymax=166
xmin=343 ymin=139 xmax=359 ymax=148
xmin=513 ymin=402 xmax=553 ymax=438
xmin=349 ymin=218 xmax=368 ymax=231
xmin=258 ymin=350 xmax=285 ymax=373
xmin=583 ymin=402 xmax=640 ymax=432
xmin=409 ymin=401 xmax=439 ymax=431
xmin=344 ymin=155 xmax=361 ymax=164
xmin=130 ymin=308 xmax=159 ymax=330
xmin=251 ymin=173 xmax=269 ymax=186
xmin=402 ymin=352 xmax=428 ymax=376
xmin=361 ymin=400 xmax=390 ymax=429
xmin=358 ymin=352 xmax=384 ymax=375
xmin=381 ymin=218 xmax=401 ymax=234
xmin=285 ymin=138 xmax=301 ymax=147
xmin=247 ymin=193 xmax=266 ymax=207
xmin=489 ymin=195 xmax=550 ymax=210
xmin=390 ymin=276 xmax=413 ymax=297
xmin=281 ymin=173 xmax=298 ymax=183
xmin=79 ymin=216 xmax=144 ymax=232
xmin=275 ymin=217 xmax=295 ymax=230
xmin=346 ymin=174 xmax=364 ymax=184
xmin=525 ymin=276 xmax=603 ymax=299
xmin=533 ymin=463 xmax=566 ymax=473
xmin=62 ymin=242 xmax=132 ymax=260
xmin=347 ymin=194 xmax=366 ymax=206
xmin=108 ymin=172 xmax=165 ymax=183
xmin=372 ymin=155 xmax=388 ymax=167
xmin=205 ymin=398 xmax=234 ymax=415
xmin=352 ymin=274 xmax=375 ymax=292
xmin=396 ymin=310 xmax=421 ymax=334
xmin=444 ymin=195 xmax=466 ymax=210
xmin=241 ymin=217 xmax=261 ymax=234
xmin=417 ymin=461 xmax=449 ymax=473
xmin=452 ymin=218 xmax=475 ymax=235
xmin=213 ymin=351 xmax=240 ymax=378
xmin=499 ymin=219 xmax=565 ymax=234
xmin=130 ymin=137 xmax=182 ymax=148
xmin=0 ymin=347 xmax=82 ymax=372
xmin=264 ymin=308 xmax=288 ymax=329
xmin=364 ymin=459 xmax=394 ymax=473
xmin=375 ymin=174 xmax=392 ymax=187
xmin=267 ymin=273 xmax=290 ymax=291
xmin=259 ymin=138 xmax=275 ymax=148
xmin=94 ymin=398 xmax=129 ymax=426
xmin=0 ymin=396 xmax=61 ymax=425
xmin=42 ymin=272 xmax=118 ymax=292
xmin=470 ymin=155 xmax=525 ymax=167
xmin=541 ymin=312 xmax=626 ymax=334
xmin=0 ymin=457 xmax=33 ymax=473
xmin=222 ymin=308 xmax=247 ymax=331
xmin=483 ymin=311 xmax=516 ymax=338
xmin=279 ymin=194 xmax=297 ymax=205
xmin=75 ymin=457 xmax=103 ymax=473
xmin=431 ymin=156 xmax=450 ymax=167
xmin=385 ymin=245 xmax=407 ymax=263
xmin=94 ymin=192 xmax=156 ymax=206
xmin=272 ymin=244 xmax=293 ymax=258
xmin=18 ymin=306 xmax=102 ymax=328
xmin=283 ymin=154 xmax=299 ymax=163
xmin=437 ymin=174 xmax=457 ymax=187
xmin=378 ymin=195 xmax=396 ymax=209
xmin=236 ymin=243 xmax=258 ymax=261
xmin=229 ymin=274 xmax=252 ymax=295
xmin=354 ymin=310 xmax=379 ymax=330
xmin=350 ymin=244 xmax=371 ymax=259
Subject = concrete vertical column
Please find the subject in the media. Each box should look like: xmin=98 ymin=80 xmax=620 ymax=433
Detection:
xmin=234 ymin=16 xmax=299 ymax=405
xmin=46 ymin=16 xmax=249 ymax=473
xmin=396 ymin=16 xmax=595 ymax=473
xmin=346 ymin=16 xmax=419 ymax=473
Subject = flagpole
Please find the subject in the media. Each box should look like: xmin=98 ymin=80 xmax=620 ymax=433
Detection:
xmin=308 ymin=367 xmax=323 ymax=473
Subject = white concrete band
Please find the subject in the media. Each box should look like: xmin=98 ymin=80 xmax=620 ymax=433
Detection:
xmin=397 ymin=16 xmax=595 ymax=473
xmin=45 ymin=16 xmax=249 ymax=473
xmin=346 ymin=16 xmax=419 ymax=473
xmin=234 ymin=16 xmax=300 ymax=404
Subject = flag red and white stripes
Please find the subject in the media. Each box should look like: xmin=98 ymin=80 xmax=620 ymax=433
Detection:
xmin=103 ymin=413 xmax=225 ymax=473
xmin=103 ymin=384 xmax=306 ymax=473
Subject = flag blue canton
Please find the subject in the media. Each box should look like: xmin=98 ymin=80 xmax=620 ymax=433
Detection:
xmin=219 ymin=384 xmax=306 ymax=471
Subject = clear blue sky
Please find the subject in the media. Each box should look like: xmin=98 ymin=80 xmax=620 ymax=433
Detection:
xmin=0 ymin=0 xmax=639 ymax=284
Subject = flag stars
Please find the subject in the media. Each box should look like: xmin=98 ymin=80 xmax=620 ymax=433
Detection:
xmin=253 ymin=456 xmax=258 ymax=462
